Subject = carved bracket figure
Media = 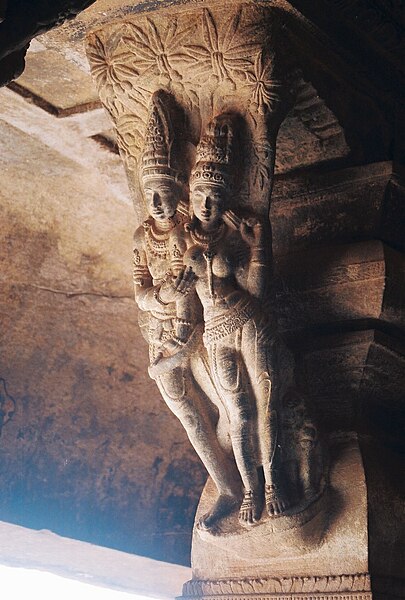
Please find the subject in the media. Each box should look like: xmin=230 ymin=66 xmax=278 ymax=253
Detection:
xmin=134 ymin=91 xmax=326 ymax=531
xmin=182 ymin=111 xmax=327 ymax=527
xmin=86 ymin=3 xmax=297 ymax=223
xmin=87 ymin=1 xmax=328 ymax=533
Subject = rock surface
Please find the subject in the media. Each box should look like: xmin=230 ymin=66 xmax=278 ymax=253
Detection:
xmin=0 ymin=86 xmax=205 ymax=565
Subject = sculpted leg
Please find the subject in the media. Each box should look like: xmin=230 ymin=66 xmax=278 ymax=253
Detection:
xmin=243 ymin=321 xmax=292 ymax=516
xmin=210 ymin=342 xmax=262 ymax=527
xmin=156 ymin=367 xmax=241 ymax=530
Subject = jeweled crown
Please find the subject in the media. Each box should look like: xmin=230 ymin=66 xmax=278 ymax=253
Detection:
xmin=190 ymin=115 xmax=234 ymax=189
xmin=141 ymin=91 xmax=178 ymax=183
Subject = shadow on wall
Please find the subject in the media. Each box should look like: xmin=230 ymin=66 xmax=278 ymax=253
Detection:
xmin=0 ymin=442 xmax=205 ymax=565
xmin=0 ymin=379 xmax=15 ymax=434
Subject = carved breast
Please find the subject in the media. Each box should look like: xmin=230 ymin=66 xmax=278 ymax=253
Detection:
xmin=212 ymin=253 xmax=233 ymax=278
xmin=184 ymin=239 xmax=238 ymax=281
xmin=184 ymin=245 xmax=208 ymax=277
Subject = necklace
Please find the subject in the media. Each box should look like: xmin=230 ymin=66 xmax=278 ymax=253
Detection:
xmin=144 ymin=219 xmax=173 ymax=258
xmin=190 ymin=222 xmax=226 ymax=306
xmin=189 ymin=222 xmax=226 ymax=249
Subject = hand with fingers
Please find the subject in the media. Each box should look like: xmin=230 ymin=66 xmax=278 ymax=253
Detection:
xmin=239 ymin=217 xmax=265 ymax=249
xmin=159 ymin=266 xmax=198 ymax=304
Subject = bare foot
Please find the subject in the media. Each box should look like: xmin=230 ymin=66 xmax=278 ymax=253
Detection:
xmin=198 ymin=494 xmax=239 ymax=531
xmin=265 ymin=484 xmax=290 ymax=516
xmin=238 ymin=489 xmax=261 ymax=527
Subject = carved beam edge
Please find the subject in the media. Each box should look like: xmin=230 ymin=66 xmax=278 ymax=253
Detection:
xmin=182 ymin=573 xmax=405 ymax=600
xmin=182 ymin=574 xmax=372 ymax=596
xmin=181 ymin=594 xmax=372 ymax=600
xmin=181 ymin=573 xmax=405 ymax=600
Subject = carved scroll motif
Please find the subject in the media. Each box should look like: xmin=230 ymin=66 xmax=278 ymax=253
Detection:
xmin=182 ymin=574 xmax=372 ymax=597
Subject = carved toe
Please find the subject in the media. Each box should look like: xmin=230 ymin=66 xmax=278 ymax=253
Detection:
xmin=238 ymin=490 xmax=261 ymax=526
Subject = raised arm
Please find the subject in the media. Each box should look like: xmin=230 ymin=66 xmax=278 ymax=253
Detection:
xmin=239 ymin=218 xmax=271 ymax=301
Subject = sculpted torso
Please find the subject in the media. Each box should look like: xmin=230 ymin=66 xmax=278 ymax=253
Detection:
xmin=184 ymin=230 xmax=249 ymax=319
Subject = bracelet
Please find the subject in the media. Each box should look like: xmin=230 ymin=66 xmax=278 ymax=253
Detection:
xmin=153 ymin=287 xmax=169 ymax=306
xmin=172 ymin=336 xmax=186 ymax=347
xmin=251 ymin=249 xmax=266 ymax=261
xmin=174 ymin=319 xmax=193 ymax=327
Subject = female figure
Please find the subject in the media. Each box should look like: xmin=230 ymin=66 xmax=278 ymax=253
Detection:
xmin=133 ymin=93 xmax=241 ymax=529
xmin=184 ymin=114 xmax=293 ymax=526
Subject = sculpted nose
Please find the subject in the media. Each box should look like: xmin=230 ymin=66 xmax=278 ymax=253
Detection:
xmin=153 ymin=192 xmax=161 ymax=207
xmin=204 ymin=196 xmax=212 ymax=209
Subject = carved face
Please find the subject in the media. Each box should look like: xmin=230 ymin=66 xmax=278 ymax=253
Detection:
xmin=143 ymin=179 xmax=178 ymax=221
xmin=191 ymin=183 xmax=226 ymax=226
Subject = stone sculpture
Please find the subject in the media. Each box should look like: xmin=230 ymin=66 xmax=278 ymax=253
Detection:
xmin=84 ymin=2 xmax=402 ymax=595
xmin=133 ymin=91 xmax=243 ymax=530
xmin=183 ymin=113 xmax=291 ymax=524
xmin=133 ymin=92 xmax=326 ymax=530
xmin=185 ymin=113 xmax=326 ymax=524
xmin=87 ymin=1 xmax=327 ymax=532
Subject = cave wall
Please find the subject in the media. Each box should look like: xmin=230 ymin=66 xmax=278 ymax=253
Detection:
xmin=0 ymin=85 xmax=205 ymax=565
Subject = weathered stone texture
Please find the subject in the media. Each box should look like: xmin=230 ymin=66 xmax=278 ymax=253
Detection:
xmin=8 ymin=49 xmax=101 ymax=116
xmin=192 ymin=435 xmax=368 ymax=579
xmin=0 ymin=98 xmax=205 ymax=564
xmin=0 ymin=0 xmax=404 ymax=578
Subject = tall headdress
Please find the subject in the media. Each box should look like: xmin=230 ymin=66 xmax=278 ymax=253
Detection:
xmin=141 ymin=91 xmax=179 ymax=184
xmin=190 ymin=115 xmax=234 ymax=190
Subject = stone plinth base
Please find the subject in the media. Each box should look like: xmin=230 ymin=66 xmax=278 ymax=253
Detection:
xmin=190 ymin=434 xmax=367 ymax=580
xmin=181 ymin=434 xmax=374 ymax=600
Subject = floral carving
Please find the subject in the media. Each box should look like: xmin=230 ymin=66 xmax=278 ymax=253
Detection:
xmin=116 ymin=113 xmax=146 ymax=165
xmin=86 ymin=32 xmax=148 ymax=121
xmin=121 ymin=18 xmax=197 ymax=85
xmin=183 ymin=9 xmax=259 ymax=88
xmin=246 ymin=50 xmax=282 ymax=114
xmin=87 ymin=33 xmax=137 ymax=98
xmin=86 ymin=5 xmax=290 ymax=186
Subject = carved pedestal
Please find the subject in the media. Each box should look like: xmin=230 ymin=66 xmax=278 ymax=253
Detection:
xmin=183 ymin=431 xmax=405 ymax=600
xmin=191 ymin=435 xmax=368 ymax=579
xmin=85 ymin=2 xmax=404 ymax=600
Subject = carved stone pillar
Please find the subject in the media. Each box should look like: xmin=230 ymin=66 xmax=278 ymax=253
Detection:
xmin=85 ymin=3 xmax=404 ymax=600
